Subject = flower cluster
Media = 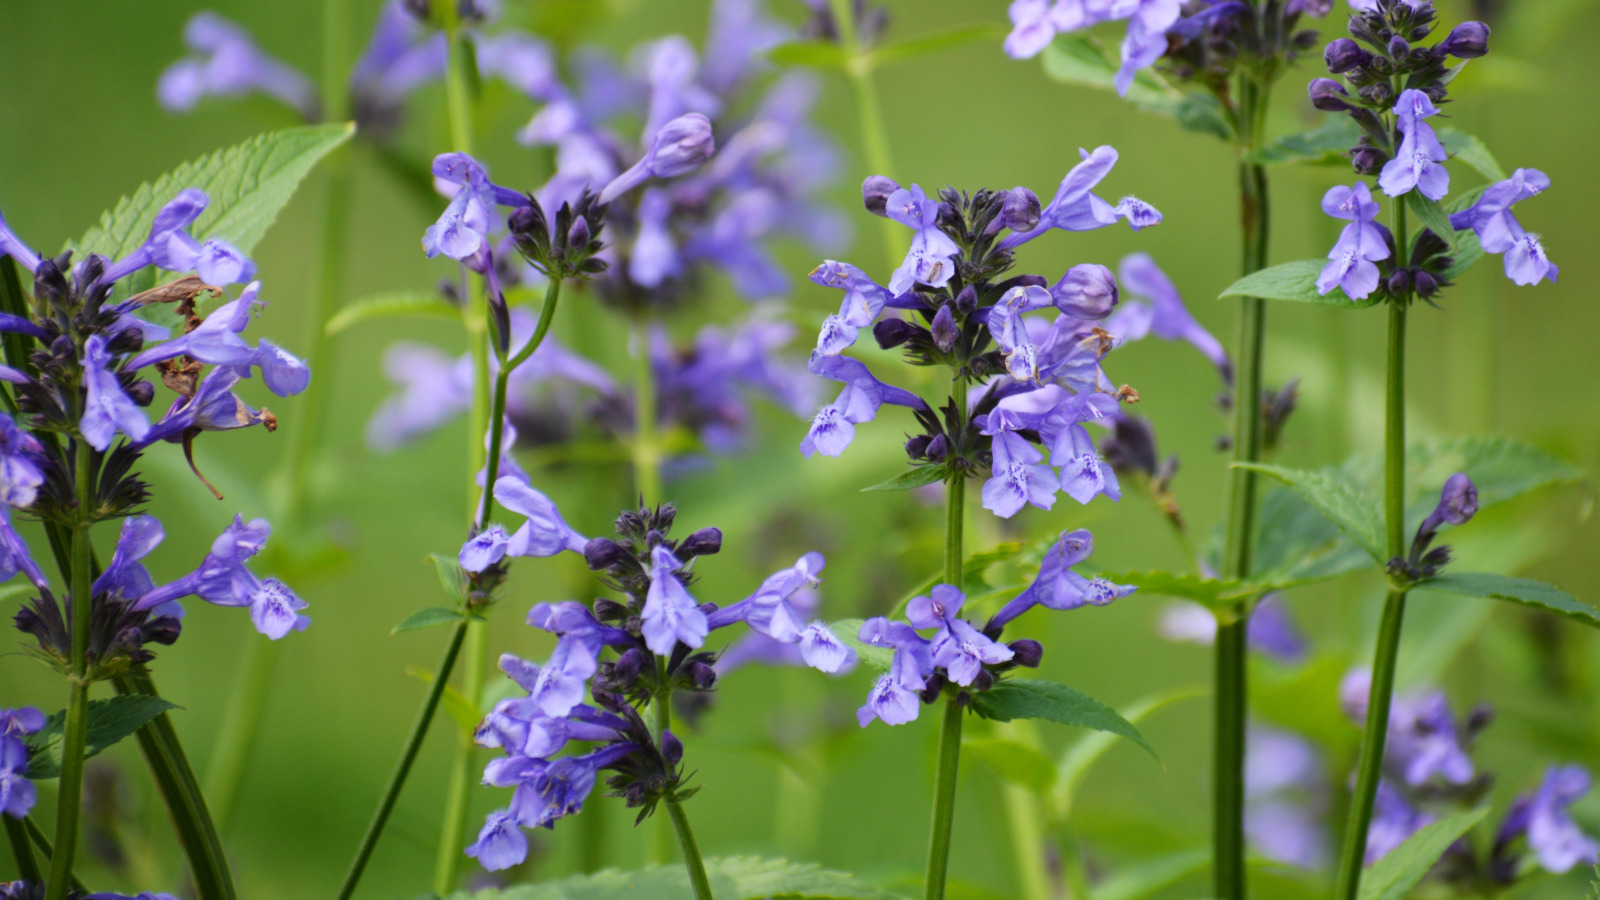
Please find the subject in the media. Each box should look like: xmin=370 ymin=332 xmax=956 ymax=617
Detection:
xmin=461 ymin=489 xmax=853 ymax=869
xmin=1389 ymin=472 xmax=1476 ymax=581
xmin=855 ymin=529 xmax=1131 ymax=727
xmin=0 ymin=707 xmax=43 ymax=819
xmin=1005 ymin=0 xmax=1331 ymax=96
xmin=0 ymin=189 xmax=309 ymax=674
xmin=803 ymin=150 xmax=1169 ymax=520
xmin=1311 ymin=1 xmax=1555 ymax=299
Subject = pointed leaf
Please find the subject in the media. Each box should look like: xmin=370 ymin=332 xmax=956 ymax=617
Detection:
xmin=828 ymin=618 xmax=894 ymax=673
xmin=1100 ymin=570 xmax=1253 ymax=610
xmin=1359 ymin=808 xmax=1487 ymax=900
xmin=1438 ymin=128 xmax=1507 ymax=183
xmin=73 ymin=123 xmax=354 ymax=263
xmin=1245 ymin=117 xmax=1363 ymax=167
xmin=1236 ymin=463 xmax=1386 ymax=562
xmin=1040 ymin=35 xmax=1232 ymax=141
xmin=963 ymin=738 xmax=1057 ymax=795
xmin=392 ymin=606 xmax=471 ymax=635
xmin=443 ymin=856 xmax=908 ymax=900
xmin=1405 ymin=192 xmax=1458 ymax=251
xmin=24 ymin=695 xmax=180 ymax=780
xmin=1420 ymin=572 xmax=1600 ymax=629
xmin=429 ymin=553 xmax=469 ymax=607
xmin=327 ymin=292 xmax=462 ymax=335
xmin=765 ymin=41 xmax=849 ymax=70
xmin=1218 ymin=259 xmax=1379 ymax=308
xmin=862 ymin=465 xmax=946 ymax=493
xmin=969 ymin=679 xmax=1156 ymax=759
xmin=1053 ymin=687 xmax=1202 ymax=821
xmin=406 ymin=666 xmax=483 ymax=737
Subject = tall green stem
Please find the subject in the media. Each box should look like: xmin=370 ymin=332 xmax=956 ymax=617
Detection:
xmin=649 ymin=658 xmax=713 ymax=899
xmin=923 ymin=376 xmax=967 ymax=900
xmin=1214 ymin=65 xmax=1273 ymax=900
xmin=45 ymin=438 xmax=95 ymax=900
xmin=6 ymin=813 xmax=40 ymax=885
xmin=1334 ymin=232 xmax=1411 ymax=900
xmin=115 ymin=674 xmax=237 ymax=900
xmin=632 ymin=318 xmax=662 ymax=505
xmin=825 ymin=0 xmax=901 ymax=271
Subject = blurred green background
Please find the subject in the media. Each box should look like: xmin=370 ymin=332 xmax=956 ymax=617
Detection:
xmin=2 ymin=0 xmax=1598 ymax=897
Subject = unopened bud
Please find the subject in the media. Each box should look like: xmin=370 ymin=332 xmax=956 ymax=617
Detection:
xmin=584 ymin=537 xmax=630 ymax=571
xmin=1437 ymin=472 xmax=1478 ymax=525
xmin=1387 ymin=268 xmax=1411 ymax=295
xmin=679 ymin=527 xmax=722 ymax=558
xmin=1001 ymin=187 xmax=1041 ymax=233
xmin=862 ymin=175 xmax=900 ymax=217
xmin=1008 ymin=639 xmax=1044 ymax=668
xmin=1324 ymin=38 xmax=1369 ymax=74
xmin=1052 ymin=263 xmax=1119 ymax=320
xmin=873 ymin=318 xmax=919 ymax=349
xmin=1413 ymin=270 xmax=1439 ymax=298
xmin=931 ymin=305 xmax=958 ymax=353
xmin=1440 ymin=21 xmax=1488 ymax=58
xmin=956 ymin=284 xmax=979 ymax=315
xmin=661 ymin=729 xmax=684 ymax=765
xmin=1309 ymin=78 xmax=1354 ymax=112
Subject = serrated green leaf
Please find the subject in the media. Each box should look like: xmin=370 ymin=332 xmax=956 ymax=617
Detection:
xmin=862 ymin=466 xmax=946 ymax=493
xmin=969 ymin=679 xmax=1155 ymax=759
xmin=1405 ymin=192 xmax=1458 ymax=251
xmin=829 ymin=619 xmax=893 ymax=673
xmin=1236 ymin=463 xmax=1386 ymax=562
xmin=392 ymin=606 xmax=469 ymax=635
xmin=406 ymin=666 xmax=483 ymax=737
xmin=1438 ymin=128 xmax=1507 ymax=183
xmin=1246 ymin=117 xmax=1363 ymax=166
xmin=429 ymin=553 xmax=469 ymax=606
xmin=1403 ymin=436 xmax=1583 ymax=526
xmin=1420 ymin=572 xmax=1600 ymax=629
xmin=963 ymin=738 xmax=1057 ymax=795
xmin=25 ymin=695 xmax=180 ymax=780
xmin=1100 ymin=570 xmax=1253 ymax=610
xmin=1053 ymin=687 xmax=1202 ymax=821
xmin=765 ymin=41 xmax=849 ymax=70
xmin=1440 ymin=225 xmax=1484 ymax=280
xmin=444 ymin=856 xmax=908 ymax=900
xmin=864 ymin=23 xmax=1007 ymax=68
xmin=1359 ymin=808 xmax=1487 ymax=900
xmin=72 ymin=123 xmax=354 ymax=264
xmin=327 ymin=292 xmax=462 ymax=336
xmin=1041 ymin=35 xmax=1232 ymax=141
xmin=1217 ymin=259 xmax=1379 ymax=308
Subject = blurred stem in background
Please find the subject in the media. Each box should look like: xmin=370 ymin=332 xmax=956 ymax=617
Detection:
xmin=827 ymin=0 xmax=901 ymax=271
xmin=1333 ymin=201 xmax=1412 ymax=900
xmin=632 ymin=317 xmax=663 ymax=507
xmin=923 ymin=375 xmax=967 ymax=900
xmin=1213 ymin=47 xmax=1274 ymax=900
xmin=204 ymin=0 xmax=354 ymax=832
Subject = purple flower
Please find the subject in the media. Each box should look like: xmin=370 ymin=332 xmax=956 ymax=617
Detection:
xmin=349 ymin=0 xmax=446 ymax=111
xmin=1002 ymin=147 xmax=1146 ymax=248
xmin=1496 ymin=765 xmax=1600 ymax=875
xmin=132 ymin=514 xmax=308 ymax=639
xmin=598 ymin=113 xmax=718 ymax=204
xmin=856 ymin=617 xmax=935 ymax=727
xmin=423 ymin=154 xmax=521 ymax=261
xmin=492 ymin=475 xmax=589 ymax=559
xmin=1041 ymin=393 xmax=1122 ymax=504
xmin=1245 ymin=726 xmax=1329 ymax=871
xmin=703 ymin=0 xmax=790 ymax=93
xmin=82 ymin=334 xmax=151 ymax=451
xmin=982 ymin=430 xmax=1061 ymax=518
xmin=990 ymin=528 xmax=1133 ymax=628
xmin=1102 ymin=253 xmax=1229 ymax=381
xmin=882 ymin=184 xmax=960 ymax=293
xmin=1004 ymin=0 xmax=1075 ymax=59
xmin=0 ymin=414 xmax=44 ymax=508
xmin=0 ymin=706 xmax=43 ymax=819
xmin=1316 ymin=183 xmax=1392 ymax=300
xmin=1450 ymin=168 xmax=1558 ymax=286
xmin=1366 ymin=780 xmax=1433 ymax=864
xmin=641 ymin=545 xmax=708 ymax=654
xmin=1114 ymin=0 xmax=1184 ymax=96
xmin=459 ymin=525 xmax=511 ymax=572
xmin=1156 ymin=595 xmax=1308 ymax=664
xmin=809 ymin=260 xmax=895 ymax=356
xmin=1378 ymin=90 xmax=1450 ymax=201
xmin=158 ymin=12 xmax=318 ymax=119
xmin=140 ymin=369 xmax=274 ymax=448
xmin=126 ymin=283 xmax=309 ymax=396
xmin=800 ymin=353 xmax=927 ymax=458
xmin=914 ymin=586 xmax=1013 ymax=685
xmin=464 ymin=809 xmax=527 ymax=872
xmin=94 ymin=516 xmax=166 ymax=604
xmin=0 ymin=508 xmax=47 ymax=591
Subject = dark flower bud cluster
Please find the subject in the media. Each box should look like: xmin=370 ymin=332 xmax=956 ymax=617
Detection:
xmin=1159 ymin=1 xmax=1328 ymax=98
xmin=1389 ymin=472 xmax=1478 ymax=581
xmin=800 ymin=0 xmax=890 ymax=49
xmin=508 ymin=189 xmax=611 ymax=282
xmin=1099 ymin=415 xmax=1182 ymax=529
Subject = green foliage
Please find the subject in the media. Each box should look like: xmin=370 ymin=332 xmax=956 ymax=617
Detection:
xmin=1216 ymin=259 xmax=1378 ymax=308
xmin=1099 ymin=570 xmax=1258 ymax=610
xmin=71 ymin=124 xmax=353 ymax=284
xmin=406 ymin=666 xmax=482 ymax=737
xmin=327 ymin=292 xmax=462 ymax=336
xmin=443 ymin=857 xmax=907 ymax=900
xmin=969 ymin=679 xmax=1155 ymax=758
xmin=1405 ymin=192 xmax=1458 ymax=251
xmin=1358 ymin=808 xmax=1487 ymax=900
xmin=765 ymin=41 xmax=849 ymax=70
xmin=1420 ymin=572 xmax=1599 ymax=629
xmin=829 ymin=619 xmax=893 ymax=672
xmin=887 ymin=539 xmax=1040 ymax=619
xmin=1040 ymin=35 xmax=1231 ymax=141
xmin=864 ymin=24 xmax=1008 ymax=69
xmin=1236 ymin=463 xmax=1386 ymax=562
xmin=1094 ymin=849 xmax=1208 ymax=900
xmin=963 ymin=738 xmax=1057 ymax=794
xmin=1245 ymin=117 xmax=1363 ymax=167
xmin=861 ymin=466 xmax=946 ymax=493
xmin=429 ymin=553 xmax=470 ymax=608
xmin=391 ymin=607 xmax=474 ymax=635
xmin=25 ymin=695 xmax=179 ymax=779
xmin=1438 ymin=128 xmax=1508 ymax=183
xmin=1053 ymin=687 xmax=1201 ymax=820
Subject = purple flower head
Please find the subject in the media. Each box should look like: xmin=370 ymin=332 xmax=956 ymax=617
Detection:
xmin=1156 ymin=594 xmax=1307 ymax=663
xmin=599 ymin=113 xmax=717 ymax=204
xmin=928 ymin=608 xmax=1014 ymax=687
xmin=0 ymin=414 xmax=44 ymax=508
xmin=1495 ymin=765 xmax=1600 ymax=875
xmin=1002 ymin=147 xmax=1137 ymax=249
xmin=475 ymin=33 xmax=559 ymax=100
xmin=703 ymin=0 xmax=790 ymax=93
xmin=423 ymin=154 xmax=508 ymax=261
xmin=800 ymin=353 xmax=926 ymax=458
xmin=465 ymin=809 xmax=527 ymax=871
xmin=982 ymin=431 xmax=1061 ymax=518
xmin=100 ymin=188 xmax=260 ymax=287
xmin=493 ymin=475 xmax=589 ymax=559
xmin=1378 ymin=90 xmax=1450 ymax=201
xmin=885 ymin=184 xmax=961 ymax=293
xmin=0 ymin=509 xmax=47 ymax=592
xmin=641 ymin=544 xmax=708 ymax=654
xmin=459 ymin=525 xmax=511 ymax=572
xmin=1103 ymin=253 xmax=1229 ymax=380
xmin=857 ymin=647 xmax=928 ymax=728
xmin=133 ymin=514 xmax=308 ymax=639
xmin=1114 ymin=0 xmax=1184 ymax=96
xmin=1316 ymin=183 xmax=1392 ymax=300
xmin=1051 ymin=263 xmax=1120 ymax=320
xmin=810 ymin=260 xmax=895 ymax=354
xmin=0 ymin=735 xmax=35 ymax=819
xmin=1040 ymin=393 xmax=1122 ymax=505
xmin=1366 ymin=780 xmax=1433 ymax=864
xmin=126 ymin=283 xmax=309 ymax=397
xmin=991 ymin=528 xmax=1133 ymax=628
xmin=508 ymin=742 xmax=639 ymax=830
xmin=712 ymin=552 xmax=824 ymax=642
xmin=1244 ymin=726 xmax=1329 ymax=870
xmin=0 ymin=709 xmax=44 ymax=739
xmin=93 ymin=516 xmax=166 ymax=606
xmin=1004 ymin=0 xmax=1067 ymax=59
xmin=350 ymin=0 xmax=446 ymax=117
xmin=82 ymin=334 xmax=151 ymax=451
xmin=1386 ymin=692 xmax=1475 ymax=787
xmin=159 ymin=12 xmax=318 ymax=119
xmin=140 ymin=369 xmax=274 ymax=448
xmin=1450 ymin=169 xmax=1558 ymax=286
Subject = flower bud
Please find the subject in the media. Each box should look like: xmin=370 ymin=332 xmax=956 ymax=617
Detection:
xmin=1413 ymin=270 xmax=1439 ymax=298
xmin=126 ymin=380 xmax=155 ymax=407
xmin=1324 ymin=38 xmax=1369 ymax=74
xmin=935 ymin=201 xmax=962 ymax=235
xmin=686 ymin=660 xmax=717 ymax=691
xmin=644 ymin=113 xmax=715 ymax=179
xmin=593 ymin=598 xmax=630 ymax=621
xmin=1386 ymin=36 xmax=1410 ymax=59
xmin=1440 ymin=21 xmax=1488 ymax=58
xmin=956 ymin=284 xmax=979 ymax=315
xmin=873 ymin=318 xmax=919 ymax=349
xmin=970 ymin=668 xmax=995 ymax=692
xmin=660 ymin=729 xmax=684 ymax=765
xmin=1436 ymin=472 xmax=1478 ymax=525
xmin=1387 ymin=268 xmax=1411 ymax=296
xmin=1008 ymin=639 xmax=1044 ymax=668
xmin=862 ymin=175 xmax=900 ymax=217
xmin=918 ymin=671 xmax=947 ymax=704
xmin=678 ymin=527 xmax=722 ymax=558
xmin=566 ymin=216 xmax=591 ymax=250
xmin=1350 ymin=147 xmax=1388 ymax=175
xmin=1309 ymin=78 xmax=1355 ymax=112
xmin=614 ymin=648 xmax=647 ymax=685
xmin=583 ymin=537 xmax=630 ymax=571
xmin=925 ymin=434 xmax=948 ymax=463
xmin=1051 ymin=263 xmax=1119 ymax=320
xmin=905 ymin=434 xmax=931 ymax=459
xmin=931 ymin=305 xmax=958 ymax=353
xmin=1001 ymin=187 xmax=1041 ymax=233
xmin=1359 ymin=82 xmax=1394 ymax=106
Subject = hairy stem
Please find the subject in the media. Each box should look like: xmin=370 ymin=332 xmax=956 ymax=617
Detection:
xmin=45 ymin=438 xmax=95 ymax=900
xmin=115 ymin=674 xmax=236 ymax=900
xmin=338 ymin=620 xmax=469 ymax=900
xmin=924 ymin=375 xmax=968 ymax=900
xmin=1214 ymin=67 xmax=1273 ymax=900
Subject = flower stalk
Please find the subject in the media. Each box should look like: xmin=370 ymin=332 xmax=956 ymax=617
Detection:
xmin=923 ymin=374 xmax=967 ymax=900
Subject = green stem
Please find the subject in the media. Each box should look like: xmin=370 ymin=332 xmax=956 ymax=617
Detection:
xmin=202 ymin=637 xmax=279 ymax=829
xmin=924 ymin=374 xmax=967 ymax=900
xmin=115 ymin=674 xmax=237 ymax=900
xmin=433 ymin=618 xmax=485 ymax=897
xmin=1213 ymin=68 xmax=1273 ymax=900
xmin=22 ymin=817 xmax=88 ymax=894
xmin=665 ymin=800 xmax=714 ymax=900
xmin=1334 ymin=263 xmax=1411 ymax=900
xmin=827 ymin=0 xmax=901 ymax=272
xmin=337 ymin=620 xmax=469 ymax=900
xmin=6 ymin=813 xmax=39 ymax=884
xmin=632 ymin=318 xmax=662 ymax=506
xmin=45 ymin=438 xmax=95 ymax=900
